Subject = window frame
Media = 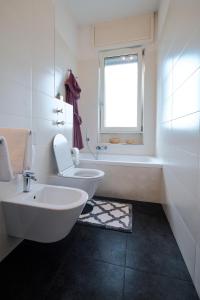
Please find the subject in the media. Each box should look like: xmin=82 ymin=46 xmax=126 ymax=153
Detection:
xmin=99 ymin=47 xmax=143 ymax=134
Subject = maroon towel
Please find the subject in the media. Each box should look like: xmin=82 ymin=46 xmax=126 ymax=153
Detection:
xmin=65 ymin=70 xmax=84 ymax=150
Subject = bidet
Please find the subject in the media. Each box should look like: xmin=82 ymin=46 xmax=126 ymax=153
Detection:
xmin=2 ymin=184 xmax=88 ymax=243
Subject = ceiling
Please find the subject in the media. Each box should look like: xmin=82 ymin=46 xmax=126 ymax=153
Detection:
xmin=65 ymin=0 xmax=160 ymax=25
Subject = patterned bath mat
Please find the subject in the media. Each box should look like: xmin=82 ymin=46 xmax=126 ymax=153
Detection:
xmin=78 ymin=198 xmax=132 ymax=232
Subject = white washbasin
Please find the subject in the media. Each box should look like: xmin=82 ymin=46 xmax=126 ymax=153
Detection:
xmin=2 ymin=184 xmax=88 ymax=243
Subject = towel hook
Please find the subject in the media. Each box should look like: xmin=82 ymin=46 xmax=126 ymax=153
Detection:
xmin=67 ymin=69 xmax=78 ymax=79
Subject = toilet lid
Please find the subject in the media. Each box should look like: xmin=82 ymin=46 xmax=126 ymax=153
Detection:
xmin=53 ymin=134 xmax=74 ymax=174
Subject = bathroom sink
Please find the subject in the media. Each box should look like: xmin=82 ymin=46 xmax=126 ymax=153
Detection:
xmin=2 ymin=184 xmax=88 ymax=243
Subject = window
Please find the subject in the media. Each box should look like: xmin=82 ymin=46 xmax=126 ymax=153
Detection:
xmin=99 ymin=48 xmax=143 ymax=133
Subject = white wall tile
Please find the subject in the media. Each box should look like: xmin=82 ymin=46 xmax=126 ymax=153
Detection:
xmin=171 ymin=113 xmax=200 ymax=155
xmin=172 ymin=69 xmax=200 ymax=119
xmin=55 ymin=31 xmax=78 ymax=97
xmin=0 ymin=0 xmax=32 ymax=87
xmin=32 ymin=0 xmax=55 ymax=74
xmin=163 ymin=182 xmax=196 ymax=279
xmin=32 ymin=92 xmax=58 ymax=121
xmin=0 ymin=0 xmax=77 ymax=261
xmin=163 ymin=168 xmax=200 ymax=241
xmin=0 ymin=114 xmax=32 ymax=130
xmin=0 ymin=80 xmax=32 ymax=118
xmin=157 ymin=0 xmax=200 ymax=296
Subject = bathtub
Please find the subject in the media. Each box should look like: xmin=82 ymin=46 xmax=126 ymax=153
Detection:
xmin=79 ymin=153 xmax=163 ymax=203
xmin=80 ymin=153 xmax=162 ymax=168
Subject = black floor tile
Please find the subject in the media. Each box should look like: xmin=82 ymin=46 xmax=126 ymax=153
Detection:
xmin=46 ymin=256 xmax=124 ymax=300
xmin=127 ymin=230 xmax=180 ymax=257
xmin=0 ymin=200 xmax=199 ymax=300
xmin=124 ymin=268 xmax=199 ymax=300
xmin=133 ymin=213 xmax=173 ymax=240
xmin=126 ymin=248 xmax=191 ymax=282
xmin=132 ymin=201 xmax=165 ymax=216
xmin=126 ymin=233 xmax=191 ymax=281
xmin=0 ymin=235 xmax=74 ymax=300
xmin=67 ymin=223 xmax=127 ymax=266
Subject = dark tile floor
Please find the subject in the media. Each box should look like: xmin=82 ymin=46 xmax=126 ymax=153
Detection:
xmin=0 ymin=200 xmax=199 ymax=300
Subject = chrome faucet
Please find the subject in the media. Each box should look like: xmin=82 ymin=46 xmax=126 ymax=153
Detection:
xmin=23 ymin=171 xmax=37 ymax=192
xmin=56 ymin=120 xmax=65 ymax=126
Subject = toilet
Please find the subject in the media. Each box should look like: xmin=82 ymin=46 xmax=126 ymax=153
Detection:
xmin=48 ymin=134 xmax=104 ymax=200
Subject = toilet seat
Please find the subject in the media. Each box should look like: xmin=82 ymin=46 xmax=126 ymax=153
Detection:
xmin=53 ymin=134 xmax=104 ymax=181
xmin=62 ymin=167 xmax=104 ymax=179
xmin=52 ymin=134 xmax=104 ymax=199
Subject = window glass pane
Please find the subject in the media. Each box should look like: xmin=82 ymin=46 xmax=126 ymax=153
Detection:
xmin=104 ymin=54 xmax=138 ymax=128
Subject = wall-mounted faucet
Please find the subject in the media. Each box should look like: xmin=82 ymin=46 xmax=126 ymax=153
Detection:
xmin=55 ymin=108 xmax=63 ymax=114
xmin=56 ymin=120 xmax=65 ymax=126
xmin=96 ymin=145 xmax=108 ymax=151
xmin=23 ymin=171 xmax=37 ymax=192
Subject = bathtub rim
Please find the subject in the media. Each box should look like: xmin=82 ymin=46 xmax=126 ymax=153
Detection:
xmin=79 ymin=154 xmax=163 ymax=168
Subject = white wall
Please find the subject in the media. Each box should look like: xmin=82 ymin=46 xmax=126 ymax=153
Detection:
xmin=78 ymin=17 xmax=157 ymax=156
xmin=157 ymin=0 xmax=200 ymax=296
xmin=0 ymin=0 xmax=78 ymax=261
xmin=94 ymin=13 xmax=154 ymax=48
xmin=55 ymin=0 xmax=78 ymax=98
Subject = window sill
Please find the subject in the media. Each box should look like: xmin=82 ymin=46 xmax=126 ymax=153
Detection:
xmin=99 ymin=132 xmax=143 ymax=145
xmin=100 ymin=131 xmax=143 ymax=134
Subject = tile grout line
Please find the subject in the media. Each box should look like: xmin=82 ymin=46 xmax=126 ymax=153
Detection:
xmin=122 ymin=227 xmax=128 ymax=299
xmin=122 ymin=266 xmax=126 ymax=300
xmin=124 ymin=265 xmax=194 ymax=285
xmin=91 ymin=257 xmax=126 ymax=268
